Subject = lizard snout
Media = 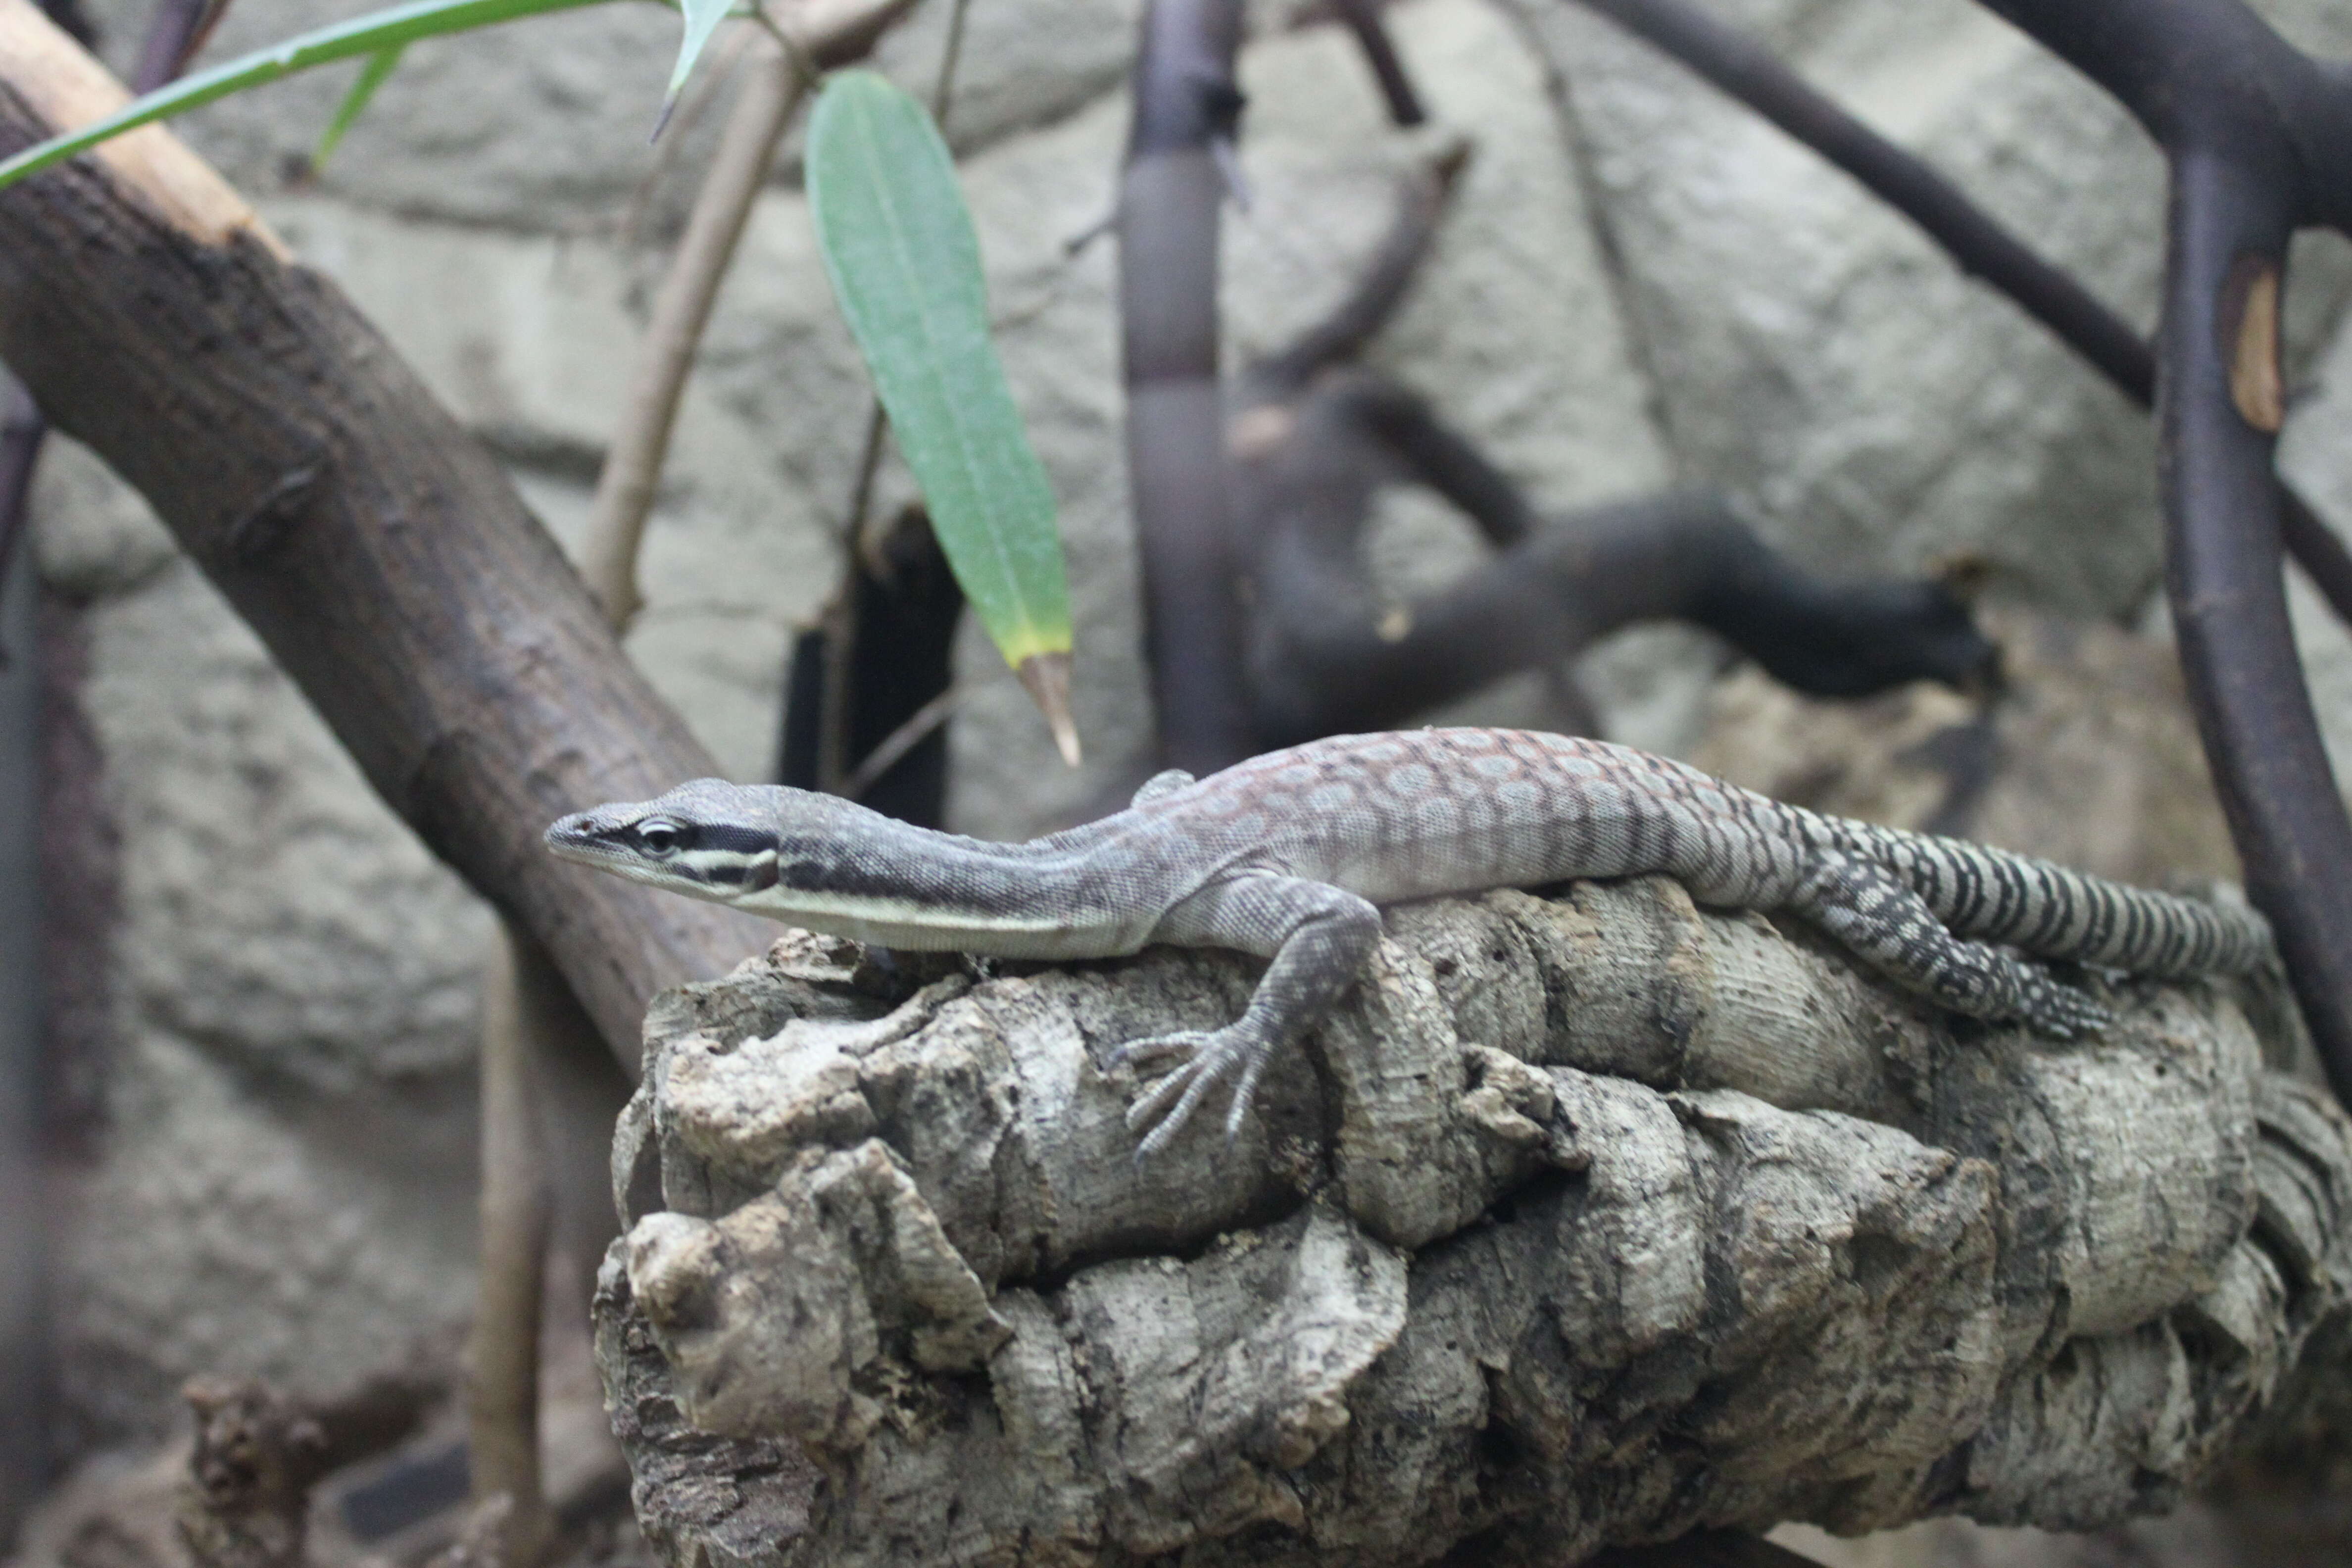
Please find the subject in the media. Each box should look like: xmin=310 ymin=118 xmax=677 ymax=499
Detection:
xmin=544 ymin=811 xmax=609 ymax=863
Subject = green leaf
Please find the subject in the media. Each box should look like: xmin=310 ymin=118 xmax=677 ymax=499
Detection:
xmin=0 ymin=0 xmax=613 ymax=191
xmin=313 ymin=43 xmax=406 ymax=170
xmin=659 ymin=0 xmax=734 ymax=130
xmin=806 ymin=71 xmax=1076 ymax=747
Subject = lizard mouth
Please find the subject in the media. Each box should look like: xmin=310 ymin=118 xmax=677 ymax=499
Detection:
xmin=544 ymin=813 xmax=634 ymax=870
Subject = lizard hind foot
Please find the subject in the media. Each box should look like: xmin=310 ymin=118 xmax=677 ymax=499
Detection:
xmin=2018 ymin=973 xmax=2113 ymax=1039
xmin=1113 ymin=1026 xmax=1273 ymax=1158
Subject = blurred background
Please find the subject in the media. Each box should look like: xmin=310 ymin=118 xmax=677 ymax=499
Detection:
xmin=15 ymin=0 xmax=2352 ymax=1563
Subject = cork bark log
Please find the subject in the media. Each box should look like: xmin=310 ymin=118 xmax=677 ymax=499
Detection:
xmin=592 ymin=875 xmax=2352 ymax=1568
xmin=0 ymin=0 xmax=773 ymax=1070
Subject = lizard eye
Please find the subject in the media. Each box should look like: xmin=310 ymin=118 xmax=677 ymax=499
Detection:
xmin=637 ymin=818 xmax=687 ymax=857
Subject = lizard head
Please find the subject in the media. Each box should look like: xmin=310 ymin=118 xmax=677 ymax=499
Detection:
xmin=544 ymin=779 xmax=786 ymax=901
xmin=548 ymin=782 xmax=1053 ymax=949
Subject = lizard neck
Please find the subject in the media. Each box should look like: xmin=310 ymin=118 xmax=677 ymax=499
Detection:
xmin=732 ymin=797 xmax=1140 ymax=956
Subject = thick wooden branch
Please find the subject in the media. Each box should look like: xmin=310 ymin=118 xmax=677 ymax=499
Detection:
xmin=590 ymin=880 xmax=2349 ymax=1567
xmin=0 ymin=0 xmax=772 ymax=1068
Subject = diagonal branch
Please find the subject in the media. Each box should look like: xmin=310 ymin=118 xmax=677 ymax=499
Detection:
xmin=0 ymin=0 xmax=234 ymax=655
xmin=0 ymin=0 xmax=772 ymax=1067
xmin=1330 ymin=0 xmax=1425 ymax=127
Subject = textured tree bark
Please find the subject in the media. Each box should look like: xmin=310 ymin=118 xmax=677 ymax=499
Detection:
xmin=590 ymin=879 xmax=2352 ymax=1568
xmin=0 ymin=0 xmax=773 ymax=1070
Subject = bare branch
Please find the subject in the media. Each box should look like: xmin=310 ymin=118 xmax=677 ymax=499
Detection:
xmin=1331 ymin=0 xmax=1426 ymax=127
xmin=581 ymin=0 xmax=921 ymax=631
xmin=1247 ymin=478 xmax=1991 ymax=744
xmin=582 ymin=41 xmax=807 ymax=631
xmin=841 ymin=685 xmax=955 ymax=800
xmin=1121 ymin=0 xmax=1255 ymax=772
xmin=1247 ymin=136 xmax=1470 ymax=397
xmin=0 ymin=4 xmax=777 ymax=1064
xmin=1233 ymin=168 xmax=1991 ymax=746
xmin=467 ymin=928 xmax=559 ymax=1568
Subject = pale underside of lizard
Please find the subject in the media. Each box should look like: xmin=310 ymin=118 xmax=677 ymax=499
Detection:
xmin=544 ymin=728 xmax=2274 ymax=1156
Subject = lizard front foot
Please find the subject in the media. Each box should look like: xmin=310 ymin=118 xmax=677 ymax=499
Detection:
xmin=1112 ymin=1025 xmax=1275 ymax=1158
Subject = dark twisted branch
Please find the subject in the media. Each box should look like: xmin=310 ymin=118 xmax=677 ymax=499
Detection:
xmin=1247 ymin=466 xmax=1993 ymax=746
xmin=1563 ymin=0 xmax=2352 ymax=637
xmin=1562 ymin=0 xmax=2352 ymax=1107
xmin=1973 ymin=0 xmax=2352 ymax=1101
xmin=1238 ymin=154 xmax=1992 ymax=748
xmin=2153 ymin=135 xmax=2352 ymax=1101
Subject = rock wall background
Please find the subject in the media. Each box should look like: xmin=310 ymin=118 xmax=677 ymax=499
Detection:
xmin=24 ymin=0 xmax=2352 ymax=1516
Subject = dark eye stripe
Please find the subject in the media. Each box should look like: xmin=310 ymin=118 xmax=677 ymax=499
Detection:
xmin=695 ymin=824 xmax=781 ymax=857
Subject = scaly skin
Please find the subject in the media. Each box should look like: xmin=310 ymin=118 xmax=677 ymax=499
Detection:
xmin=546 ymin=728 xmax=2273 ymax=1155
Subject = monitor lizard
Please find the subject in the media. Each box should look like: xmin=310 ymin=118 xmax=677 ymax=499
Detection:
xmin=545 ymin=727 xmax=2272 ymax=1156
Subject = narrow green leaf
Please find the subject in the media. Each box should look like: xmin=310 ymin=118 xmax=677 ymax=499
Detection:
xmin=659 ymin=0 xmax=734 ymax=129
xmin=806 ymin=71 xmax=1075 ymax=696
xmin=313 ymin=43 xmax=406 ymax=170
xmin=0 ymin=0 xmax=612 ymax=192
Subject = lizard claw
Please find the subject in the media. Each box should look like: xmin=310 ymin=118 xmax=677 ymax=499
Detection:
xmin=1109 ymin=1031 xmax=1207 ymax=1072
xmin=1113 ymin=1026 xmax=1272 ymax=1159
xmin=2019 ymin=977 xmax=2112 ymax=1040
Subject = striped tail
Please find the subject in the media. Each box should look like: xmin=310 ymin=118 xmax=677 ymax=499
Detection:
xmin=1821 ymin=817 xmax=2273 ymax=979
